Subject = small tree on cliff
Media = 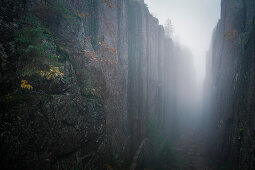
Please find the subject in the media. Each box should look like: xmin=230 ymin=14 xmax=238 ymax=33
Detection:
xmin=164 ymin=19 xmax=173 ymax=38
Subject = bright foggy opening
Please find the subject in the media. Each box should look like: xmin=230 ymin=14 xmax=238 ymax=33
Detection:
xmin=145 ymin=0 xmax=221 ymax=115
xmin=145 ymin=0 xmax=221 ymax=85
xmin=144 ymin=0 xmax=221 ymax=152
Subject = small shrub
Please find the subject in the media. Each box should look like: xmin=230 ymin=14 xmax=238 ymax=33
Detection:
xmin=40 ymin=65 xmax=64 ymax=80
xmin=20 ymin=79 xmax=33 ymax=90
xmin=15 ymin=15 xmax=59 ymax=77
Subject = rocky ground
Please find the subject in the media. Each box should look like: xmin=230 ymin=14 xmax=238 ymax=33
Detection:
xmin=173 ymin=130 xmax=213 ymax=170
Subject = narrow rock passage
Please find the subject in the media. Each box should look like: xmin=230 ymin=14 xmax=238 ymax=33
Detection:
xmin=173 ymin=130 xmax=213 ymax=170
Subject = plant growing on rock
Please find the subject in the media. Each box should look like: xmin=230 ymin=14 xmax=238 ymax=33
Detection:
xmin=40 ymin=65 xmax=64 ymax=80
xmin=82 ymin=38 xmax=118 ymax=66
xmin=15 ymin=15 xmax=60 ymax=77
xmin=224 ymin=29 xmax=238 ymax=41
xmin=20 ymin=79 xmax=33 ymax=90
xmin=104 ymin=0 xmax=121 ymax=9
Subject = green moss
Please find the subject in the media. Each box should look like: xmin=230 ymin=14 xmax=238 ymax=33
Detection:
xmin=50 ymin=0 xmax=76 ymax=20
xmin=15 ymin=15 xmax=59 ymax=77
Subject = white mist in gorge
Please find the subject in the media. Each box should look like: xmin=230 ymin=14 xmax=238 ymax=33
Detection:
xmin=3 ymin=0 xmax=255 ymax=169
xmin=144 ymin=0 xmax=221 ymax=86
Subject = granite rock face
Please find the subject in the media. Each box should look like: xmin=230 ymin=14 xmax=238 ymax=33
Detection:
xmin=127 ymin=0 xmax=177 ymax=156
xmin=205 ymin=0 xmax=255 ymax=169
xmin=0 ymin=0 xmax=179 ymax=169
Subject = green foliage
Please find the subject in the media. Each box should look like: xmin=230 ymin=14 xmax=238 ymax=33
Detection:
xmin=40 ymin=65 xmax=64 ymax=80
xmin=15 ymin=15 xmax=59 ymax=77
xmin=50 ymin=0 xmax=76 ymax=20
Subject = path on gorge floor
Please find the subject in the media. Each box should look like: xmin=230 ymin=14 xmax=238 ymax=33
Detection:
xmin=173 ymin=130 xmax=213 ymax=170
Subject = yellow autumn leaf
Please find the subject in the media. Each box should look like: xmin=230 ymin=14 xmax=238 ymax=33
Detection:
xmin=21 ymin=79 xmax=33 ymax=90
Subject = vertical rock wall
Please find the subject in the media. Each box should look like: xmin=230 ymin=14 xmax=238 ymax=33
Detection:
xmin=0 ymin=0 xmax=178 ymax=169
xmin=206 ymin=0 xmax=255 ymax=169
xmin=128 ymin=0 xmax=177 ymax=157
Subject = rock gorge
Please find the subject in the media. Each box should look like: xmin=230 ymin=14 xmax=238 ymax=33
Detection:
xmin=0 ymin=0 xmax=195 ymax=169
xmin=2 ymin=0 xmax=255 ymax=169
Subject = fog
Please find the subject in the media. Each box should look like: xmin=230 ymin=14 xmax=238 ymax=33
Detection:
xmin=143 ymin=1 xmax=222 ymax=167
xmin=144 ymin=0 xmax=221 ymax=119
xmin=2 ymin=0 xmax=254 ymax=169
xmin=145 ymin=0 xmax=221 ymax=87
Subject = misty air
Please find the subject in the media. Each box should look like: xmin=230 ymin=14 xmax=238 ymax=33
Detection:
xmin=0 ymin=0 xmax=254 ymax=170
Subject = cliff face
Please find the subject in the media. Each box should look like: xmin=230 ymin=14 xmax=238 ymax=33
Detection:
xmin=0 ymin=0 xmax=178 ymax=169
xmin=206 ymin=0 xmax=255 ymax=169
xmin=128 ymin=0 xmax=177 ymax=156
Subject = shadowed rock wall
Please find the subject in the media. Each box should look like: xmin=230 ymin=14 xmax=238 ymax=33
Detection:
xmin=206 ymin=0 xmax=255 ymax=169
xmin=0 ymin=0 xmax=178 ymax=169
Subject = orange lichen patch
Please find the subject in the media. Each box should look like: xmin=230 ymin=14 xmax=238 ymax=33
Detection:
xmin=115 ymin=0 xmax=121 ymax=9
xmin=85 ymin=13 xmax=90 ymax=19
xmin=82 ymin=39 xmax=118 ymax=65
xmin=82 ymin=49 xmax=99 ymax=62
xmin=21 ymin=79 xmax=33 ymax=89
xmin=74 ymin=10 xmax=90 ymax=19
xmin=104 ymin=0 xmax=114 ymax=8
xmin=116 ymin=4 xmax=121 ymax=9
xmin=111 ymin=48 xmax=117 ymax=54
xmin=105 ymin=45 xmax=110 ymax=52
